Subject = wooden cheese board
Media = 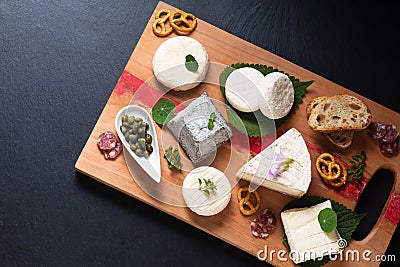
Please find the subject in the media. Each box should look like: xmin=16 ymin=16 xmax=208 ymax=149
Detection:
xmin=75 ymin=1 xmax=400 ymax=266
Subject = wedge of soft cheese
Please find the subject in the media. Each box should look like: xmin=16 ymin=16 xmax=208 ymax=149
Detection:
xmin=236 ymin=128 xmax=311 ymax=198
xmin=182 ymin=166 xmax=231 ymax=216
xmin=281 ymin=200 xmax=342 ymax=264
xmin=152 ymin=36 xmax=209 ymax=91
xmin=167 ymin=92 xmax=233 ymax=164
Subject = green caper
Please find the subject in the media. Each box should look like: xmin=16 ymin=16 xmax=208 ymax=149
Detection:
xmin=127 ymin=128 xmax=134 ymax=135
xmin=145 ymin=133 xmax=152 ymax=144
xmin=131 ymin=124 xmax=139 ymax=134
xmin=128 ymin=134 xmax=138 ymax=143
xmin=130 ymin=143 xmax=137 ymax=151
xmin=124 ymin=132 xmax=130 ymax=141
xmin=140 ymin=121 xmax=149 ymax=129
xmin=146 ymin=144 xmax=153 ymax=154
xmin=120 ymin=125 xmax=129 ymax=135
xmin=134 ymin=117 xmax=143 ymax=123
xmin=143 ymin=151 xmax=150 ymax=158
xmin=138 ymin=127 xmax=145 ymax=135
xmin=138 ymin=138 xmax=146 ymax=149
xmin=121 ymin=114 xmax=128 ymax=123
xmin=135 ymin=148 xmax=144 ymax=157
xmin=128 ymin=116 xmax=136 ymax=124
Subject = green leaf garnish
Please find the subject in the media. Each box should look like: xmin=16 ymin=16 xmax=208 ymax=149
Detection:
xmin=208 ymin=112 xmax=216 ymax=130
xmin=281 ymin=196 xmax=366 ymax=267
xmin=318 ymin=208 xmax=337 ymax=233
xmin=219 ymin=63 xmax=313 ymax=137
xmin=198 ymin=178 xmax=217 ymax=196
xmin=163 ymin=145 xmax=182 ymax=170
xmin=347 ymin=150 xmax=366 ymax=181
xmin=185 ymin=54 xmax=199 ymax=72
xmin=152 ymin=98 xmax=176 ymax=125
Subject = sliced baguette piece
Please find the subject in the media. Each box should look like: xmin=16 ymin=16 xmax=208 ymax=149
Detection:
xmin=306 ymin=96 xmax=354 ymax=148
xmin=325 ymin=130 xmax=354 ymax=149
xmin=307 ymin=94 xmax=372 ymax=132
xmin=305 ymin=96 xmax=326 ymax=119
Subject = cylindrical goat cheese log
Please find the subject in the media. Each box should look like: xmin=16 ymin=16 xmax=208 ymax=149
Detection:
xmin=259 ymin=72 xmax=294 ymax=119
xmin=225 ymin=67 xmax=264 ymax=112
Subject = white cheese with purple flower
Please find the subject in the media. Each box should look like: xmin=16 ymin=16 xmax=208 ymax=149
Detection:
xmin=235 ymin=128 xmax=311 ymax=198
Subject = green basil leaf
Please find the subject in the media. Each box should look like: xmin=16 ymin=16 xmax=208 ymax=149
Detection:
xmin=185 ymin=54 xmax=199 ymax=72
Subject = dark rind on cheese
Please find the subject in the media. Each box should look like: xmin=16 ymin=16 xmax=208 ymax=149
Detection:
xmin=167 ymin=92 xmax=233 ymax=164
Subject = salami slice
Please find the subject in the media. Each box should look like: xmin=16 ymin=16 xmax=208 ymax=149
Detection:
xmin=104 ymin=141 xmax=122 ymax=159
xmin=250 ymin=209 xmax=277 ymax=238
xmin=379 ymin=138 xmax=399 ymax=157
xmin=368 ymin=122 xmax=386 ymax=140
xmin=97 ymin=131 xmax=117 ymax=151
xmin=382 ymin=124 xmax=399 ymax=143
xmin=368 ymin=122 xmax=399 ymax=158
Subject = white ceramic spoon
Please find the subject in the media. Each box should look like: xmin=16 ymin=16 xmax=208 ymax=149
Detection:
xmin=115 ymin=105 xmax=161 ymax=183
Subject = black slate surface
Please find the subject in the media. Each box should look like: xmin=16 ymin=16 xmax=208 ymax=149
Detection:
xmin=1 ymin=1 xmax=399 ymax=266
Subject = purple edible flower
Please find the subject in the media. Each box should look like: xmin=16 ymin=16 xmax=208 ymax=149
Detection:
xmin=268 ymin=146 xmax=298 ymax=179
xmin=268 ymin=147 xmax=286 ymax=178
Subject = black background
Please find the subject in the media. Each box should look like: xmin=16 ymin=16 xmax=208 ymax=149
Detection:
xmin=1 ymin=1 xmax=399 ymax=266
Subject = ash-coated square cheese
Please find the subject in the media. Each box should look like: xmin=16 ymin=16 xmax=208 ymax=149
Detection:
xmin=167 ymin=92 xmax=232 ymax=164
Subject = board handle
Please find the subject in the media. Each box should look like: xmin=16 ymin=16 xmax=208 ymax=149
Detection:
xmin=350 ymin=162 xmax=399 ymax=259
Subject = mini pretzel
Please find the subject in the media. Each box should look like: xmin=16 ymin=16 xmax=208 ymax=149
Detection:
xmin=316 ymin=153 xmax=341 ymax=180
xmin=169 ymin=10 xmax=197 ymax=33
xmin=320 ymin=162 xmax=342 ymax=181
xmin=152 ymin=9 xmax=173 ymax=37
xmin=317 ymin=153 xmax=335 ymax=165
xmin=325 ymin=163 xmax=347 ymax=187
xmin=155 ymin=9 xmax=171 ymax=20
xmin=316 ymin=153 xmax=347 ymax=188
xmin=237 ymin=187 xmax=261 ymax=216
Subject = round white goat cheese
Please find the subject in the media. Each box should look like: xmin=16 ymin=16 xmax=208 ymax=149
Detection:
xmin=225 ymin=67 xmax=264 ymax=112
xmin=182 ymin=166 xmax=231 ymax=216
xmin=259 ymin=72 xmax=294 ymax=119
xmin=152 ymin=36 xmax=209 ymax=91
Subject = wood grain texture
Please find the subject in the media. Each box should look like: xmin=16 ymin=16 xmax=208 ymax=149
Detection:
xmin=75 ymin=2 xmax=399 ymax=266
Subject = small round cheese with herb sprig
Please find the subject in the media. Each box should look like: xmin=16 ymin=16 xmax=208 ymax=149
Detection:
xmin=182 ymin=166 xmax=231 ymax=216
xmin=152 ymin=36 xmax=209 ymax=91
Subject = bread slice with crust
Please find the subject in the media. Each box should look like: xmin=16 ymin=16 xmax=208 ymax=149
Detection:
xmin=305 ymin=96 xmax=326 ymax=118
xmin=324 ymin=130 xmax=354 ymax=149
xmin=306 ymin=96 xmax=354 ymax=149
xmin=307 ymin=94 xmax=371 ymax=132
